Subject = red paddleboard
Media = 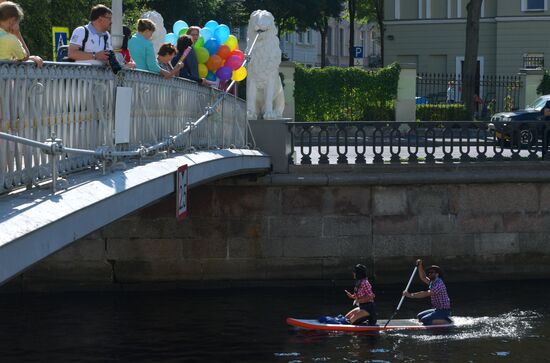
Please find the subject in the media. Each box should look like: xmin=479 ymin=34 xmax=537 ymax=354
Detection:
xmin=286 ymin=317 xmax=454 ymax=332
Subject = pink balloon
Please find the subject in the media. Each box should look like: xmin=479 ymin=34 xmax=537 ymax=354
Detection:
xmin=225 ymin=55 xmax=243 ymax=71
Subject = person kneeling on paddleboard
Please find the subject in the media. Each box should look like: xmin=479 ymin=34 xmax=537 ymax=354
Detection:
xmin=344 ymin=264 xmax=377 ymax=326
xmin=402 ymin=259 xmax=452 ymax=325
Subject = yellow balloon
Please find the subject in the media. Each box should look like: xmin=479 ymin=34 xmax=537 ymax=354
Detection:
xmin=232 ymin=66 xmax=247 ymax=82
xmin=198 ymin=63 xmax=208 ymax=78
xmin=225 ymin=35 xmax=238 ymax=51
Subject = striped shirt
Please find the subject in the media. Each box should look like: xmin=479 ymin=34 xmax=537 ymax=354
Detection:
xmin=429 ymin=277 xmax=451 ymax=309
xmin=355 ymin=278 xmax=375 ymax=301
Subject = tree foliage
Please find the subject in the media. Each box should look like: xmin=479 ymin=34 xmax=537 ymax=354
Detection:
xmin=356 ymin=0 xmax=383 ymax=65
xmin=17 ymin=0 xmax=149 ymax=60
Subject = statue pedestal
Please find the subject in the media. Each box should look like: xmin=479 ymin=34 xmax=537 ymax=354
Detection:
xmin=248 ymin=118 xmax=292 ymax=174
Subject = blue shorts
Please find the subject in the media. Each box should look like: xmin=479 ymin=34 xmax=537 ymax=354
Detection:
xmin=417 ymin=308 xmax=452 ymax=325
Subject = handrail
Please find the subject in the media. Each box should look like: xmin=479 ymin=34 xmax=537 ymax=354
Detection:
xmin=0 ymin=32 xmax=260 ymax=194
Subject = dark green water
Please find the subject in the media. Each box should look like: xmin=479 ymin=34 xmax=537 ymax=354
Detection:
xmin=0 ymin=280 xmax=546 ymax=362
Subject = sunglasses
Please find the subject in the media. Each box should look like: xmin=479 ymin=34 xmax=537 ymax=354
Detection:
xmin=102 ymin=15 xmax=112 ymax=20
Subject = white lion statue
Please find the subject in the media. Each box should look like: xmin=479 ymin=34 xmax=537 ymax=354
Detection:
xmin=246 ymin=10 xmax=285 ymax=120
xmin=141 ymin=10 xmax=166 ymax=54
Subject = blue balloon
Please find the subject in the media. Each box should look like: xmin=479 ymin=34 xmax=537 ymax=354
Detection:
xmin=204 ymin=38 xmax=220 ymax=55
xmin=204 ymin=20 xmax=219 ymax=30
xmin=173 ymin=20 xmax=188 ymax=35
xmin=206 ymin=71 xmax=217 ymax=82
xmin=164 ymin=33 xmax=177 ymax=45
xmin=200 ymin=27 xmax=213 ymax=41
xmin=214 ymin=24 xmax=230 ymax=44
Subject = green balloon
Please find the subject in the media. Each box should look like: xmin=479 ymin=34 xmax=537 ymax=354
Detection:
xmin=195 ymin=47 xmax=210 ymax=64
xmin=193 ymin=36 xmax=205 ymax=49
xmin=178 ymin=27 xmax=188 ymax=37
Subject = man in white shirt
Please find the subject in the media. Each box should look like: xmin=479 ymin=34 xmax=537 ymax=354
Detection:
xmin=68 ymin=4 xmax=113 ymax=65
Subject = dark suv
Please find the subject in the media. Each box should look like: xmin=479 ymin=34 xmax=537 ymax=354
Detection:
xmin=488 ymin=95 xmax=550 ymax=147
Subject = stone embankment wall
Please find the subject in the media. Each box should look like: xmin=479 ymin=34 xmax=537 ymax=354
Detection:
xmin=19 ymin=166 xmax=550 ymax=287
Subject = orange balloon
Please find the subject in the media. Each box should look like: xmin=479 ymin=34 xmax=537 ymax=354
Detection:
xmin=217 ymin=45 xmax=231 ymax=60
xmin=206 ymin=55 xmax=223 ymax=71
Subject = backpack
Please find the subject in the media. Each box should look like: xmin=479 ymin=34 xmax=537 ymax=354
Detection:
xmin=60 ymin=26 xmax=108 ymax=62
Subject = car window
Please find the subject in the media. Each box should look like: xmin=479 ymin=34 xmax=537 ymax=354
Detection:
xmin=526 ymin=97 xmax=548 ymax=110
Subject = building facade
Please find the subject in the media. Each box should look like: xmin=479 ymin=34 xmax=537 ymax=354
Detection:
xmin=279 ymin=18 xmax=381 ymax=68
xmin=384 ymin=0 xmax=550 ymax=76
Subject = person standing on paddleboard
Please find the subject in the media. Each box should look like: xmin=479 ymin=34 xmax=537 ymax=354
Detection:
xmin=403 ymin=259 xmax=452 ymax=325
xmin=344 ymin=264 xmax=377 ymax=325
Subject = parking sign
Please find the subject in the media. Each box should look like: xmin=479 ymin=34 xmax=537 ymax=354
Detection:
xmin=353 ymin=46 xmax=364 ymax=59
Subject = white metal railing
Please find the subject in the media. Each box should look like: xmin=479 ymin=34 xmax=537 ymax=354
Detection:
xmin=0 ymin=61 xmax=248 ymax=195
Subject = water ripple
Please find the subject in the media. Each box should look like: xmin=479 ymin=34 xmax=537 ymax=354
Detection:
xmin=389 ymin=309 xmax=542 ymax=341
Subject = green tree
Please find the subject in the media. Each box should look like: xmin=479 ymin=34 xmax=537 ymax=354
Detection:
xmin=356 ymin=0 xmax=383 ymax=65
xmin=242 ymin=0 xmax=304 ymax=34
xmin=17 ymin=0 xmax=149 ymax=60
xmin=292 ymin=0 xmax=344 ymax=68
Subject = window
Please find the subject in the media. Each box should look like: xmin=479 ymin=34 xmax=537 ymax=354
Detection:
xmin=327 ymin=27 xmax=333 ymax=56
xmin=395 ymin=0 xmax=400 ymax=19
xmin=285 ymin=33 xmax=290 ymax=42
xmin=522 ymin=0 xmax=547 ymax=11
xmin=339 ymin=28 xmax=345 ymax=56
xmin=298 ymin=32 xmax=304 ymax=43
xmin=523 ymin=53 xmax=544 ymax=69
xmin=306 ymin=30 xmax=312 ymax=44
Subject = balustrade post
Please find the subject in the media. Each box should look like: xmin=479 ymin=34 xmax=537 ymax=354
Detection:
xmin=519 ymin=68 xmax=544 ymax=110
xmin=248 ymin=118 xmax=292 ymax=173
xmin=396 ymin=63 xmax=417 ymax=123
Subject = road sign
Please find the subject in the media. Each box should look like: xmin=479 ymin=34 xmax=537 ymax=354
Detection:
xmin=176 ymin=165 xmax=189 ymax=220
xmin=354 ymin=58 xmax=364 ymax=67
xmin=52 ymin=26 xmax=69 ymax=60
xmin=353 ymin=46 xmax=364 ymax=59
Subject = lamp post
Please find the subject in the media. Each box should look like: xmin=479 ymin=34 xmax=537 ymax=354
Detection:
xmin=111 ymin=0 xmax=123 ymax=50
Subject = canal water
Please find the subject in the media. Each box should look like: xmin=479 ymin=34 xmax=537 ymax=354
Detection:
xmin=0 ymin=279 xmax=547 ymax=362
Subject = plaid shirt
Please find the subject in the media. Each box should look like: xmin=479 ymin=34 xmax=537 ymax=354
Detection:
xmin=429 ymin=278 xmax=451 ymax=309
xmin=355 ymin=278 xmax=375 ymax=301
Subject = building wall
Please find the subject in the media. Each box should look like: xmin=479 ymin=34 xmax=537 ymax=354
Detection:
xmin=385 ymin=21 xmax=496 ymax=74
xmin=384 ymin=0 xmax=549 ymax=75
xmin=496 ymin=20 xmax=550 ymax=74
xmin=15 ymin=174 xmax=550 ymax=289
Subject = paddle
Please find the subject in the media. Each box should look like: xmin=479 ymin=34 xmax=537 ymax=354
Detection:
xmin=383 ymin=265 xmax=418 ymax=328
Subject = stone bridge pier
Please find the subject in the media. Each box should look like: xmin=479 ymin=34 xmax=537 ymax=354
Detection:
xmin=10 ymin=163 xmax=550 ymax=290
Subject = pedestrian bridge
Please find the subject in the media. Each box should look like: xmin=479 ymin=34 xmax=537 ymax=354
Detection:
xmin=0 ymin=62 xmax=270 ymax=285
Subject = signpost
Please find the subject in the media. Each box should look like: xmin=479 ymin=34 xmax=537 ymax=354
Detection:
xmin=52 ymin=27 xmax=69 ymax=60
xmin=353 ymin=46 xmax=364 ymax=68
xmin=176 ymin=165 xmax=189 ymax=220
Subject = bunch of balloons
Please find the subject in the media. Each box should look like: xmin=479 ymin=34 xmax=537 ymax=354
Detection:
xmin=164 ymin=19 xmax=247 ymax=83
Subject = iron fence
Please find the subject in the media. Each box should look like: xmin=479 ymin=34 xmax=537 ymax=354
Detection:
xmin=288 ymin=121 xmax=550 ymax=165
xmin=416 ymin=73 xmax=522 ymax=121
xmin=0 ymin=61 xmax=247 ymax=195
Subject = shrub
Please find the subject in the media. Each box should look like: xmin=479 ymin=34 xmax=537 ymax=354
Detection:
xmin=416 ymin=104 xmax=470 ymax=121
xmin=537 ymin=70 xmax=550 ymax=95
xmin=295 ymin=63 xmax=400 ymax=121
